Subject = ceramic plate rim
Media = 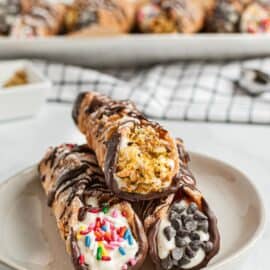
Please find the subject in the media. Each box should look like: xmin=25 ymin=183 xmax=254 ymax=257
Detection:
xmin=0 ymin=152 xmax=266 ymax=270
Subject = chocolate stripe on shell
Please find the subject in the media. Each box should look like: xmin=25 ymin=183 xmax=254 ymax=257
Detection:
xmin=47 ymin=163 xmax=89 ymax=206
xmin=72 ymin=92 xmax=88 ymax=124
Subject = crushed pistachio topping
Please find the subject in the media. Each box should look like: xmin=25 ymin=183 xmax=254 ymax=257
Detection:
xmin=115 ymin=125 xmax=176 ymax=194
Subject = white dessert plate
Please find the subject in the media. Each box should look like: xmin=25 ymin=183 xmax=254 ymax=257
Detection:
xmin=0 ymin=153 xmax=265 ymax=270
xmin=1 ymin=34 xmax=270 ymax=67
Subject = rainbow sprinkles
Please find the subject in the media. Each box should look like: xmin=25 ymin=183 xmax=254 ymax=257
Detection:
xmin=75 ymin=201 xmax=139 ymax=270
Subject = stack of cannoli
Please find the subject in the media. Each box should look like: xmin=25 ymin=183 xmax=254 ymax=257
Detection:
xmin=38 ymin=91 xmax=220 ymax=270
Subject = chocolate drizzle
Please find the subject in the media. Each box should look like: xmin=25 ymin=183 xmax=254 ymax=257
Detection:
xmin=73 ymin=92 xmax=185 ymax=201
xmin=85 ymin=95 xmax=107 ymax=115
xmin=39 ymin=143 xmax=149 ymax=270
xmin=72 ymin=92 xmax=87 ymax=124
xmin=47 ymin=163 xmax=89 ymax=207
xmin=44 ymin=147 xmax=58 ymax=168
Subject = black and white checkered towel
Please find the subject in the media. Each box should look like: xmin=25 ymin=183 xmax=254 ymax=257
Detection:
xmin=35 ymin=57 xmax=270 ymax=124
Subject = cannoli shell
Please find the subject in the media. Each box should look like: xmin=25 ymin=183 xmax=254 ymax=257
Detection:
xmin=39 ymin=144 xmax=148 ymax=270
xmin=144 ymin=185 xmax=220 ymax=270
xmin=72 ymin=92 xmax=193 ymax=201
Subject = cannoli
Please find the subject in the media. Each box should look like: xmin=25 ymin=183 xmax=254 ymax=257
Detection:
xmin=132 ymin=138 xmax=219 ymax=270
xmin=72 ymin=91 xmax=183 ymax=201
xmin=38 ymin=144 xmax=148 ymax=270
xmin=136 ymin=0 xmax=205 ymax=34
xmin=205 ymin=0 xmax=252 ymax=33
xmin=0 ymin=0 xmax=21 ymax=35
xmin=240 ymin=2 xmax=270 ymax=33
xmin=11 ymin=2 xmax=66 ymax=37
xmin=142 ymin=185 xmax=220 ymax=270
xmin=65 ymin=0 xmax=135 ymax=36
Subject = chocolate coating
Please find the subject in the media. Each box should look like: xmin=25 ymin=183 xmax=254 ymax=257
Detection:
xmin=39 ymin=144 xmax=148 ymax=270
xmin=144 ymin=185 xmax=220 ymax=270
xmin=73 ymin=92 xmax=194 ymax=202
xmin=72 ymin=92 xmax=87 ymax=124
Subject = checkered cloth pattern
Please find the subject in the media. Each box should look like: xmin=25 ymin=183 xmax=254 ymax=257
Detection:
xmin=34 ymin=57 xmax=270 ymax=124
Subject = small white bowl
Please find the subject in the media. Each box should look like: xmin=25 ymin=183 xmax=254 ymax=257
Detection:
xmin=0 ymin=60 xmax=51 ymax=121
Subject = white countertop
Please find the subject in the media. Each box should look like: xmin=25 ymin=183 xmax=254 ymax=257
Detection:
xmin=0 ymin=103 xmax=269 ymax=270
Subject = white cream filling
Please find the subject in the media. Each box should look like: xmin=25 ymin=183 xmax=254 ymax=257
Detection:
xmin=157 ymin=200 xmax=209 ymax=268
xmin=74 ymin=203 xmax=139 ymax=270
xmin=181 ymin=249 xmax=206 ymax=269
xmin=158 ymin=217 xmax=176 ymax=259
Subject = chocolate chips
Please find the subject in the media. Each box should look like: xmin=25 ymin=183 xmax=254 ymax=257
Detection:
xmin=185 ymin=245 xmax=195 ymax=258
xmin=194 ymin=210 xmax=207 ymax=221
xmin=171 ymin=218 xmax=182 ymax=231
xmin=187 ymin=202 xmax=197 ymax=214
xmin=198 ymin=220 xmax=209 ymax=233
xmin=179 ymin=255 xmax=191 ymax=266
xmin=175 ymin=237 xmax=187 ymax=247
xmin=171 ymin=201 xmax=185 ymax=214
xmin=185 ymin=219 xmax=197 ymax=232
xmin=161 ymin=256 xmax=174 ymax=270
xmin=190 ymin=232 xmax=200 ymax=241
xmin=190 ymin=240 xmax=201 ymax=252
xmin=160 ymin=199 xmax=214 ymax=270
xmin=163 ymin=226 xmax=176 ymax=241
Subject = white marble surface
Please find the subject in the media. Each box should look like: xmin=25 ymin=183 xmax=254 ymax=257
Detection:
xmin=0 ymin=103 xmax=269 ymax=270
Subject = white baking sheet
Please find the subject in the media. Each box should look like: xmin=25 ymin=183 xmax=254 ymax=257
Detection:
xmin=1 ymin=34 xmax=270 ymax=67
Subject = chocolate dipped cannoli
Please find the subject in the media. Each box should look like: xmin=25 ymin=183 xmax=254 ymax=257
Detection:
xmin=39 ymin=144 xmax=148 ymax=270
xmin=11 ymin=1 xmax=65 ymax=37
xmin=72 ymin=91 xmax=182 ymax=201
xmin=140 ymin=184 xmax=220 ymax=270
xmin=65 ymin=0 xmax=135 ymax=36
xmin=136 ymin=0 xmax=205 ymax=34
xmin=240 ymin=2 xmax=270 ymax=33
